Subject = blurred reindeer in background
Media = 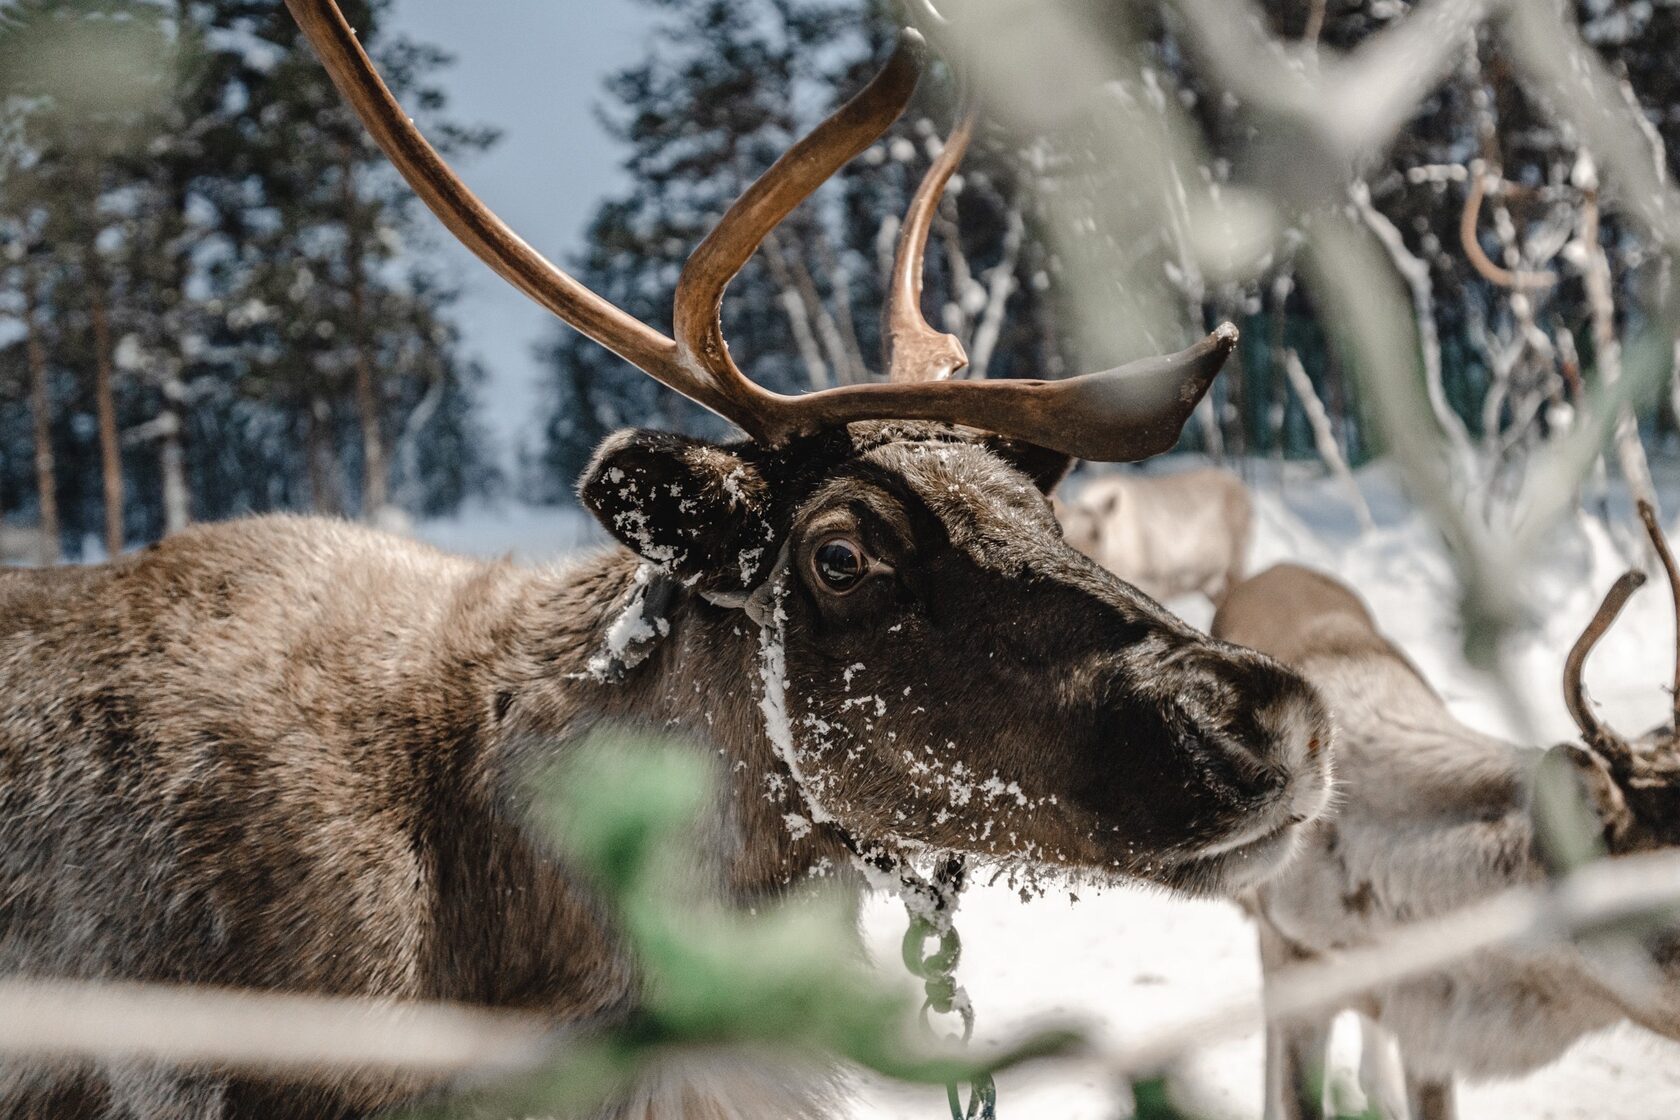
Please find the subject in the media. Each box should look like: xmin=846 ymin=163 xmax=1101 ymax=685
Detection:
xmin=1056 ymin=467 xmax=1252 ymax=604
xmin=1212 ymin=505 xmax=1680 ymax=1120
xmin=0 ymin=522 xmax=51 ymax=567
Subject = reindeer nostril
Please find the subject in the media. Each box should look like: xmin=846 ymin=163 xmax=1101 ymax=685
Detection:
xmin=1196 ymin=736 xmax=1288 ymax=803
xmin=1289 ymin=813 xmax=1309 ymax=825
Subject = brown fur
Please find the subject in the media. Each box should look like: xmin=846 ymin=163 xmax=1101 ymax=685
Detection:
xmin=1214 ymin=563 xmax=1680 ymax=1120
xmin=0 ymin=426 xmax=1333 ymax=1119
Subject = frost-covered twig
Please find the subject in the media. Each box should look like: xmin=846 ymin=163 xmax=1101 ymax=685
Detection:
xmin=1567 ymin=152 xmax=1661 ymax=527
xmin=764 ymin=231 xmax=832 ymax=391
xmin=811 ymin=230 xmax=869 ymax=385
xmin=7 ymin=845 xmax=1680 ymax=1090
xmin=1282 ymin=348 xmax=1373 ymax=530
xmin=1500 ymin=1 xmax=1680 ymax=251
xmin=967 ymin=201 xmax=1025 ymax=379
xmin=1172 ymin=0 xmax=1489 ymax=175
xmin=1349 ymin=180 xmax=1475 ymax=466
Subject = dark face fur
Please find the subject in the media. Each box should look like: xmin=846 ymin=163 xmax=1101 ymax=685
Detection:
xmin=581 ymin=422 xmax=1332 ymax=896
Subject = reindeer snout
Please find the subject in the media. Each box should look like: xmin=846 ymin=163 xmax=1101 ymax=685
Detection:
xmin=1163 ymin=653 xmax=1337 ymax=887
xmin=1188 ymin=648 xmax=1336 ymax=822
xmin=1271 ymin=687 xmax=1336 ymax=824
xmin=1246 ymin=666 xmax=1336 ymax=824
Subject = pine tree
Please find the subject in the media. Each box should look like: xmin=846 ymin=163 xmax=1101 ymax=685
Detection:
xmin=220 ymin=0 xmax=498 ymax=521
xmin=0 ymin=0 xmax=173 ymax=554
xmin=0 ymin=0 xmax=500 ymax=549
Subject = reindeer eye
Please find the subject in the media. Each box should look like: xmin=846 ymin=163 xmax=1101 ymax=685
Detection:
xmin=813 ymin=537 xmax=869 ymax=594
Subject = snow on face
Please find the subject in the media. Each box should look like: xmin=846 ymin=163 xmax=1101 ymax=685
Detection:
xmin=739 ymin=436 xmax=1081 ymax=874
xmin=585 ymin=564 xmax=672 ymax=682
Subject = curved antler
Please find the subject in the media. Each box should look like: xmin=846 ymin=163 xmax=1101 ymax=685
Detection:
xmin=1564 ymin=568 xmax=1645 ymax=752
xmin=1636 ymin=499 xmax=1680 ymax=727
xmin=283 ymin=0 xmax=683 ymax=384
xmin=1459 ymin=164 xmax=1556 ymax=292
xmin=286 ymin=0 xmax=1234 ymax=463
xmin=883 ymin=97 xmax=977 ymax=383
xmin=671 ymin=35 xmax=929 ymax=420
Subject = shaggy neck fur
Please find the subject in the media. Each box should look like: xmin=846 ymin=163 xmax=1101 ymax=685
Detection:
xmin=500 ymin=547 xmax=856 ymax=898
xmin=0 ymin=518 xmax=858 ymax=1120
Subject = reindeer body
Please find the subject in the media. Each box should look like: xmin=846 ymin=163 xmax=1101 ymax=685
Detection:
xmin=0 ymin=514 xmax=877 ymax=1119
xmin=1214 ymin=564 xmax=1680 ymax=1120
xmin=1058 ymin=468 xmax=1251 ymax=604
xmin=0 ymin=516 xmax=847 ymax=1118
xmin=0 ymin=427 xmax=1332 ymax=1119
xmin=0 ymin=519 xmax=660 ymax=1117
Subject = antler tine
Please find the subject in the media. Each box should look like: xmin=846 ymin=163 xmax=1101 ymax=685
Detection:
xmin=772 ymin=322 xmax=1238 ymax=459
xmin=884 ymin=97 xmax=978 ymax=383
xmin=1636 ymin=500 xmax=1680 ymax=726
xmin=1459 ymin=163 xmax=1556 ymax=292
xmin=672 ymin=34 xmax=929 ymax=437
xmin=283 ymin=0 xmax=682 ymax=386
xmin=1564 ymin=569 xmax=1645 ymax=753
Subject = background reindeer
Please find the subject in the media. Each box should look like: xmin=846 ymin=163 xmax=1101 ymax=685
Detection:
xmin=1210 ymin=515 xmax=1680 ymax=1120
xmin=1055 ymin=467 xmax=1252 ymax=604
xmin=0 ymin=522 xmax=51 ymax=567
xmin=0 ymin=4 xmax=1335 ymax=1118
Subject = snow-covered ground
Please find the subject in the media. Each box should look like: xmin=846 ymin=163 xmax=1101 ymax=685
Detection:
xmin=417 ymin=457 xmax=1680 ymax=1119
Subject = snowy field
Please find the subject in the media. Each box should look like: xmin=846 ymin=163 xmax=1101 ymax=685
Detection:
xmin=415 ymin=457 xmax=1680 ymax=1119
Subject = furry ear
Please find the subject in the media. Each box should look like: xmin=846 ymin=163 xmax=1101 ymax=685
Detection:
xmin=579 ymin=429 xmax=778 ymax=593
xmin=984 ymin=437 xmax=1075 ymax=495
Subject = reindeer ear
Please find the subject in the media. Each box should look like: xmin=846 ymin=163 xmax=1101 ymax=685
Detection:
xmin=579 ymin=429 xmax=778 ymax=593
xmin=985 ymin=437 xmax=1075 ymax=495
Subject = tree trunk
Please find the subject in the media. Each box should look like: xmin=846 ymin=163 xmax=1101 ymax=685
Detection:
xmin=1268 ymin=274 xmax=1292 ymax=471
xmin=1670 ymin=343 xmax=1680 ymax=442
xmin=87 ymin=251 xmax=124 ymax=556
xmin=157 ymin=385 xmax=191 ymax=536
xmin=342 ymin=151 xmax=387 ymax=522
xmin=307 ymin=393 xmax=346 ymax=516
xmin=158 ymin=0 xmax=193 ymax=536
xmin=22 ymin=264 xmax=60 ymax=565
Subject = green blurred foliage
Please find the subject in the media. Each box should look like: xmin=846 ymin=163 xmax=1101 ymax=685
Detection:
xmin=408 ymin=733 xmax=1080 ymax=1119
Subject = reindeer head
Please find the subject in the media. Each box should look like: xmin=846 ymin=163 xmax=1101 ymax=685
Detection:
xmin=288 ymin=0 xmax=1333 ymax=895
xmin=1560 ymin=501 xmax=1680 ymax=853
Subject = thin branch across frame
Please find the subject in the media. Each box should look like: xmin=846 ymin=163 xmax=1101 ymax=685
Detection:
xmin=2 ymin=847 xmax=1679 ymax=1091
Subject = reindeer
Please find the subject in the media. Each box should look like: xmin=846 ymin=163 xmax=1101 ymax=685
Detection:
xmin=1211 ymin=517 xmax=1680 ymax=1120
xmin=1056 ymin=467 xmax=1252 ymax=604
xmin=0 ymin=4 xmax=1335 ymax=1118
xmin=0 ymin=522 xmax=52 ymax=566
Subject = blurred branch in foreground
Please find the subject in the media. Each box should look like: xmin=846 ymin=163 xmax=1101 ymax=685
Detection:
xmin=1 ymin=742 xmax=1679 ymax=1116
xmin=0 ymin=977 xmax=548 ymax=1079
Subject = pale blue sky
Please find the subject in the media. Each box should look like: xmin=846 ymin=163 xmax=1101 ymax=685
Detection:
xmin=387 ymin=2 xmax=656 ymax=472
